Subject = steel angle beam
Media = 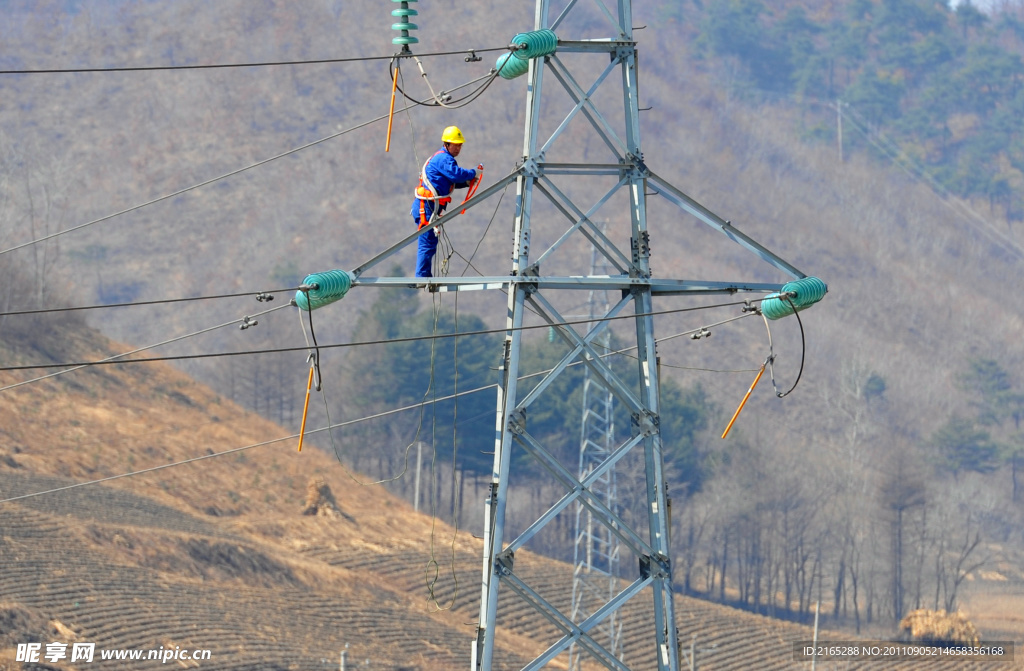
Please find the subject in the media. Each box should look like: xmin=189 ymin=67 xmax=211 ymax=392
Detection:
xmin=530 ymin=576 xmax=652 ymax=670
xmin=352 ymin=275 xmax=784 ymax=295
xmin=514 ymin=428 xmax=653 ymax=558
xmin=644 ymin=170 xmax=807 ymax=279
xmin=540 ymin=57 xmax=621 ymax=156
xmin=533 ymin=176 xmax=634 ymax=273
xmin=505 ymin=432 xmax=644 ymax=554
xmin=546 ymin=55 xmax=628 ymax=157
xmin=498 ymin=568 xmax=631 ymax=671
xmin=350 ymin=170 xmax=522 ymax=278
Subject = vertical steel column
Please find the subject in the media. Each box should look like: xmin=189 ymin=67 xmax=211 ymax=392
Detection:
xmin=620 ymin=3 xmax=679 ymax=667
xmin=474 ymin=2 xmax=549 ymax=668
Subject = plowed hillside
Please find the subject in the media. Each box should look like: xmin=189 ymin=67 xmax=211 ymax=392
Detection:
xmin=0 ymin=324 xmax=1020 ymax=670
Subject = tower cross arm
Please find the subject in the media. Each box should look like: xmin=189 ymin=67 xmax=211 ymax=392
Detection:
xmin=645 ymin=169 xmax=808 ymax=280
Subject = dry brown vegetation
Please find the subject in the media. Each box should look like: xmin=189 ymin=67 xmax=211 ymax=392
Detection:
xmin=899 ymin=609 xmax=981 ymax=647
xmin=0 ymin=312 xmax=1019 ymax=669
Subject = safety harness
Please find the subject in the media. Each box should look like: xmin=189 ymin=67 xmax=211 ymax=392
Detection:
xmin=415 ymin=150 xmax=454 ymax=230
xmin=414 ymin=150 xmax=482 ymax=229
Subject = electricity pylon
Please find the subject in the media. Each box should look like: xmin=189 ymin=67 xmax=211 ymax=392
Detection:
xmin=466 ymin=0 xmax=806 ymax=667
xmin=347 ymin=0 xmax=808 ymax=667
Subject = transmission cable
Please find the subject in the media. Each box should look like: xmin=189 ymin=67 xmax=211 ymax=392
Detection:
xmin=0 ymin=287 xmax=299 ymax=318
xmin=390 ymin=50 xmax=511 ymax=110
xmin=761 ymin=296 xmax=806 ymax=398
xmin=0 ymin=299 xmax=768 ymax=376
xmin=0 ymin=311 xmax=772 ymax=505
xmin=0 ymin=71 xmax=491 ymax=257
xmin=0 ymin=46 xmax=509 ymax=75
xmin=0 ymin=303 xmax=289 ymax=393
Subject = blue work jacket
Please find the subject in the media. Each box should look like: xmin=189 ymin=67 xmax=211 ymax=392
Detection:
xmin=410 ymin=147 xmax=477 ymax=223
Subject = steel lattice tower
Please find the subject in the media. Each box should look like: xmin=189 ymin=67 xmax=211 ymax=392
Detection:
xmin=569 ymin=229 xmax=622 ymax=670
xmin=468 ymin=0 xmax=804 ymax=667
xmin=347 ymin=0 xmax=808 ymax=666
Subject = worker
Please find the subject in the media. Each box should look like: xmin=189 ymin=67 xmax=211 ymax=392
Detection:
xmin=411 ymin=126 xmax=481 ymax=278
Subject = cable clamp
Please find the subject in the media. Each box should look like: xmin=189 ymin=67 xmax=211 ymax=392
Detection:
xmin=255 ymin=292 xmax=275 ymax=302
xmin=464 ymin=50 xmax=482 ymax=62
xmin=239 ymin=315 xmax=258 ymax=330
xmin=742 ymin=300 xmax=760 ymax=314
xmin=307 ymin=351 xmax=321 ymax=391
xmin=690 ymin=327 xmax=711 ymax=340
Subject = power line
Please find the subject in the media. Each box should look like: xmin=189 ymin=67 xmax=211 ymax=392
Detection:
xmin=0 ymin=313 xmax=767 ymax=505
xmin=0 ymin=64 xmax=508 ymax=257
xmin=0 ymin=287 xmax=301 ymax=317
xmin=838 ymin=106 xmax=1024 ymax=260
xmin=729 ymin=85 xmax=1024 ymax=261
xmin=0 ymin=47 xmax=508 ymax=75
xmin=0 ymin=383 xmax=499 ymax=505
xmin=0 ymin=303 xmax=290 ymax=392
xmin=0 ymin=85 xmax=451 ymax=257
xmin=0 ymin=298 xmax=767 ymax=374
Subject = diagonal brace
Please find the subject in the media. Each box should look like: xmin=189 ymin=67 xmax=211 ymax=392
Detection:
xmin=351 ymin=169 xmax=522 ymax=278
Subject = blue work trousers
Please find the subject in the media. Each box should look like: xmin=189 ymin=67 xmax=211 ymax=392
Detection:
xmin=415 ymin=219 xmax=437 ymax=278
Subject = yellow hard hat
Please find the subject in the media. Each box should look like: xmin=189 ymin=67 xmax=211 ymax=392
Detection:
xmin=441 ymin=126 xmax=466 ymax=144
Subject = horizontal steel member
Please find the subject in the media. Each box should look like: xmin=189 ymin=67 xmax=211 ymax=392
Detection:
xmin=538 ymin=162 xmax=634 ymax=175
xmin=352 ymin=275 xmax=785 ymax=294
xmin=556 ymin=39 xmax=636 ymax=53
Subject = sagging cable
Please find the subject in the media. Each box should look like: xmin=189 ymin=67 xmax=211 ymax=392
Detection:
xmin=763 ymin=295 xmax=806 ymax=398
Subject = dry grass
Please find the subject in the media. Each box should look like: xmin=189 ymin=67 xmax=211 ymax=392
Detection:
xmin=1 ymin=325 xmax=1022 ymax=670
xmin=899 ymin=609 xmax=981 ymax=647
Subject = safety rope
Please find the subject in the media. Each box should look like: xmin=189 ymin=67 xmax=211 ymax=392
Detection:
xmin=409 ymin=290 xmax=463 ymax=611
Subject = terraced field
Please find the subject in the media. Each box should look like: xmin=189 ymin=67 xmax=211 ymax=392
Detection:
xmin=1 ymin=336 xmax=1021 ymax=670
xmin=3 ymin=461 xmax=1022 ymax=670
xmin=0 ymin=476 xmax=538 ymax=670
xmin=301 ymin=539 xmax=1023 ymax=671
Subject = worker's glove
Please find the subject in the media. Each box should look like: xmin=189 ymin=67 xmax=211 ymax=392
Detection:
xmin=472 ymin=167 xmax=482 ymax=180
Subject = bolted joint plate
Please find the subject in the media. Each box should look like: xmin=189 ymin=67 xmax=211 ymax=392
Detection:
xmin=521 ymin=154 xmax=545 ymax=178
xmin=496 ymin=550 xmax=515 ymax=576
xmin=626 ymin=151 xmax=649 ymax=176
xmin=507 ymin=409 xmax=527 ymax=435
xmin=639 ymin=554 xmax=671 ymax=580
xmin=631 ymin=410 xmax=660 ymax=437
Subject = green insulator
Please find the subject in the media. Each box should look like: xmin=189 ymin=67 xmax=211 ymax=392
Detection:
xmin=391 ymin=0 xmax=418 ymax=46
xmin=496 ymin=52 xmax=530 ymax=80
xmin=761 ymin=276 xmax=828 ymax=321
xmin=510 ymin=29 xmax=558 ymax=60
xmin=295 ymin=270 xmax=354 ymax=312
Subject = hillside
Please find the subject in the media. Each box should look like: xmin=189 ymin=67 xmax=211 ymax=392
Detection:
xmin=1 ymin=0 xmax=1024 ymax=657
xmin=2 ymin=323 xmax=1021 ymax=670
